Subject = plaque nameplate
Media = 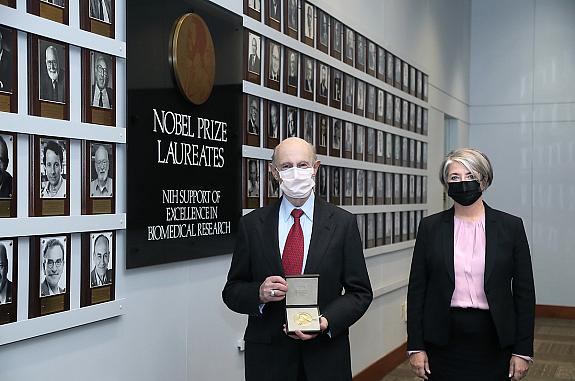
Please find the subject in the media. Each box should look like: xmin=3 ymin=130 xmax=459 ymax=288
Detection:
xmin=40 ymin=294 xmax=66 ymax=316
xmin=91 ymin=286 xmax=111 ymax=304
xmin=42 ymin=199 xmax=65 ymax=216
xmin=0 ymin=200 xmax=10 ymax=217
xmin=40 ymin=3 xmax=65 ymax=23
xmin=40 ymin=102 xmax=65 ymax=120
xmin=92 ymin=108 xmax=114 ymax=125
xmin=0 ymin=94 xmax=10 ymax=112
xmin=91 ymin=19 xmax=112 ymax=37
xmin=0 ymin=310 xmax=12 ymax=325
xmin=92 ymin=199 xmax=112 ymax=214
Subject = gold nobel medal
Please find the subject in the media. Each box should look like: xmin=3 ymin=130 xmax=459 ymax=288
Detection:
xmin=294 ymin=312 xmax=313 ymax=327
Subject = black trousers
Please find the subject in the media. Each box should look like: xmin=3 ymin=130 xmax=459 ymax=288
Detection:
xmin=426 ymin=308 xmax=511 ymax=381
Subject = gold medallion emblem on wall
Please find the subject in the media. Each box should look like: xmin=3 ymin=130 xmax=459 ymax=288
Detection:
xmin=169 ymin=13 xmax=216 ymax=105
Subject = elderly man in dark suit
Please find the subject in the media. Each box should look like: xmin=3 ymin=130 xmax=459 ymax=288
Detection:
xmin=91 ymin=54 xmax=113 ymax=109
xmin=223 ymin=137 xmax=372 ymax=381
xmin=40 ymin=45 xmax=65 ymax=103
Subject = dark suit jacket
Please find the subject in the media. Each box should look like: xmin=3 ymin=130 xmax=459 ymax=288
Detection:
xmin=91 ymin=84 xmax=114 ymax=108
xmin=89 ymin=0 xmax=112 ymax=21
xmin=223 ymin=196 xmax=372 ymax=381
xmin=41 ymin=279 xmax=65 ymax=296
xmin=0 ymin=171 xmax=13 ymax=198
xmin=248 ymin=54 xmax=260 ymax=73
xmin=1 ymin=279 xmax=12 ymax=304
xmin=40 ymin=69 xmax=65 ymax=103
xmin=90 ymin=268 xmax=113 ymax=287
xmin=407 ymin=203 xmax=535 ymax=356
xmin=0 ymin=48 xmax=12 ymax=92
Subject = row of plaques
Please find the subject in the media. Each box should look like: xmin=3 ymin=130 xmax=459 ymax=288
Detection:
xmin=243 ymin=96 xmax=429 ymax=168
xmin=357 ymin=210 xmax=425 ymax=250
xmin=0 ymin=231 xmax=116 ymax=325
xmin=243 ymin=0 xmax=429 ymax=101
xmin=1 ymin=0 xmax=115 ymax=38
xmin=0 ymin=131 xmax=115 ymax=218
xmin=244 ymin=31 xmax=429 ymax=135
xmin=0 ymin=26 xmax=116 ymax=126
xmin=243 ymin=159 xmax=428 ymax=209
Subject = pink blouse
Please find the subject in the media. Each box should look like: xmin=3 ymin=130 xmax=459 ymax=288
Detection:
xmin=450 ymin=215 xmax=489 ymax=309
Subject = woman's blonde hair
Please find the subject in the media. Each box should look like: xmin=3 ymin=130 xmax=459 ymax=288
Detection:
xmin=439 ymin=148 xmax=493 ymax=190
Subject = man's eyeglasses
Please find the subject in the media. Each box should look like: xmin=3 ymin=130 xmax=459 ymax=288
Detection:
xmin=45 ymin=258 xmax=63 ymax=269
xmin=95 ymin=159 xmax=109 ymax=168
xmin=96 ymin=65 xmax=108 ymax=76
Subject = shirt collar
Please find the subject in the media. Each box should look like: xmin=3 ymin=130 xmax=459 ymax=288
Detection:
xmin=280 ymin=193 xmax=315 ymax=223
xmin=96 ymin=177 xmax=111 ymax=193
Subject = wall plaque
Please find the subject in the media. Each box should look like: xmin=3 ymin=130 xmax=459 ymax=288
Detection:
xmin=127 ymin=0 xmax=242 ymax=268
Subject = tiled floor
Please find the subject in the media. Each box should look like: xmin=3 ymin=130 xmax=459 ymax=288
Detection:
xmin=380 ymin=318 xmax=575 ymax=381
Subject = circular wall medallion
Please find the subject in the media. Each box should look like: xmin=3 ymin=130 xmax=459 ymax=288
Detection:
xmin=170 ymin=13 xmax=215 ymax=105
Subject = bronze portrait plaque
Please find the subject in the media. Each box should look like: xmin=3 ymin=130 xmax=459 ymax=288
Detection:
xmin=82 ymin=49 xmax=116 ymax=126
xmin=83 ymin=141 xmax=116 ymax=215
xmin=245 ymin=30 xmax=261 ymax=85
xmin=265 ymin=100 xmax=280 ymax=148
xmin=300 ymin=2 xmax=314 ymax=47
xmin=284 ymin=0 xmax=298 ymax=39
xmin=330 ymin=167 xmax=341 ymax=206
xmin=30 ymin=136 xmax=70 ymax=217
xmin=264 ymin=164 xmax=279 ymax=206
xmin=330 ymin=18 xmax=342 ymax=60
xmin=315 ymin=114 xmax=327 ymax=155
xmin=0 ymin=238 xmax=17 ymax=325
xmin=266 ymin=0 xmax=281 ymax=30
xmin=81 ymin=231 xmax=116 ymax=306
xmin=28 ymin=35 xmax=70 ymax=120
xmin=316 ymin=9 xmax=328 ymax=54
xmin=244 ymin=0 xmax=261 ymax=21
xmin=265 ymin=39 xmax=281 ymax=91
xmin=28 ymin=0 xmax=69 ymax=25
xmin=244 ymin=95 xmax=261 ymax=147
xmin=80 ymin=0 xmax=115 ymax=38
xmin=0 ymin=25 xmax=18 ymax=114
xmin=300 ymin=55 xmax=314 ymax=101
xmin=29 ymin=234 xmax=71 ymax=318
xmin=284 ymin=48 xmax=298 ymax=96
xmin=329 ymin=118 xmax=341 ymax=158
xmin=244 ymin=159 xmax=260 ymax=209
xmin=0 ymin=131 xmax=16 ymax=218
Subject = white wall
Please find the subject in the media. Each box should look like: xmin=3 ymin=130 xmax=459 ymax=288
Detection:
xmin=1 ymin=1 xmax=472 ymax=380
xmin=469 ymin=0 xmax=575 ymax=307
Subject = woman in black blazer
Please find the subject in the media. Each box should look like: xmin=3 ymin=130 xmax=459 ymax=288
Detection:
xmin=407 ymin=148 xmax=535 ymax=381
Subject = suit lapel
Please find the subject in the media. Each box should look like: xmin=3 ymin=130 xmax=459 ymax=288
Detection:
xmin=260 ymin=199 xmax=284 ymax=275
xmin=483 ymin=203 xmax=498 ymax=285
xmin=304 ymin=196 xmax=333 ymax=274
xmin=442 ymin=207 xmax=455 ymax=284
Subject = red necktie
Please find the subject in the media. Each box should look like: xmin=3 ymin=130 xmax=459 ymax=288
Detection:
xmin=282 ymin=209 xmax=304 ymax=275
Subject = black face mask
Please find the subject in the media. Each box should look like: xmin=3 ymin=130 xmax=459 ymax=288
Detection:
xmin=447 ymin=180 xmax=482 ymax=206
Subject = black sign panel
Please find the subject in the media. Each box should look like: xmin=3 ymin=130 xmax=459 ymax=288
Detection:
xmin=127 ymin=0 xmax=242 ymax=268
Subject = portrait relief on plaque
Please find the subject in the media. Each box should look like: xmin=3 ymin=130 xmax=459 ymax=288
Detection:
xmin=39 ymin=236 xmax=67 ymax=297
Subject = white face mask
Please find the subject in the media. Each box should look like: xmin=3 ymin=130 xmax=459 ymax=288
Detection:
xmin=277 ymin=167 xmax=315 ymax=199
